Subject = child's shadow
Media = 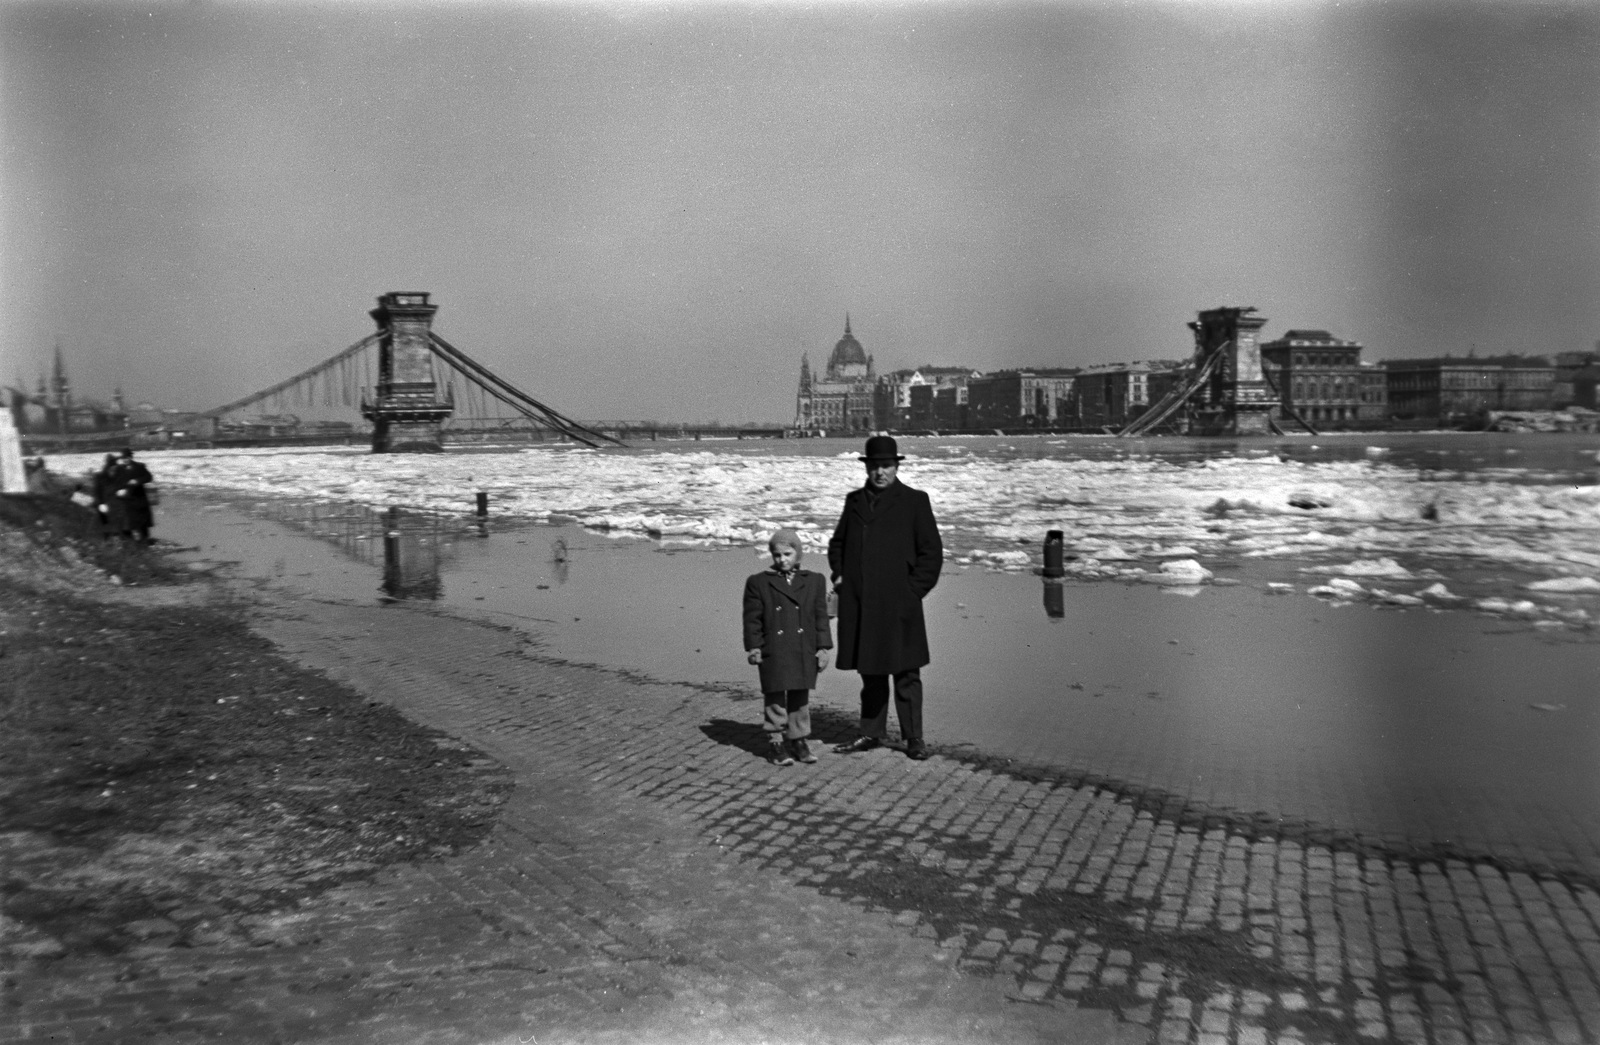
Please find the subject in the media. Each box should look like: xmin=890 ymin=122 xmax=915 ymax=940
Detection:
xmin=700 ymin=718 xmax=772 ymax=758
xmin=700 ymin=711 xmax=857 ymax=760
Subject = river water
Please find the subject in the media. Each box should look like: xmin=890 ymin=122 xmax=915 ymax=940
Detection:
xmin=66 ymin=431 xmax=1600 ymax=881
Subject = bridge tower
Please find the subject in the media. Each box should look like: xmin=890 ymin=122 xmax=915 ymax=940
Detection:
xmin=1186 ymin=306 xmax=1277 ymax=436
xmin=361 ymin=291 xmax=454 ymax=452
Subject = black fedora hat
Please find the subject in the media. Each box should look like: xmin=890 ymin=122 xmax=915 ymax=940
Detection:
xmin=858 ymin=435 xmax=905 ymax=462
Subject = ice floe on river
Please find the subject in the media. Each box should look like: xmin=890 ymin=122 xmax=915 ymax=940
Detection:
xmin=51 ymin=439 xmax=1600 ymax=622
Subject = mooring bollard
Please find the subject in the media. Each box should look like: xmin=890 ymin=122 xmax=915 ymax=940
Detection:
xmin=475 ymin=491 xmax=488 ymax=517
xmin=1043 ymin=529 xmax=1065 ymax=578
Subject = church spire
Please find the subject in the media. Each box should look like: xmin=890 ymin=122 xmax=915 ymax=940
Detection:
xmin=50 ymin=342 xmax=70 ymax=408
xmin=845 ymin=313 xmax=851 ymax=336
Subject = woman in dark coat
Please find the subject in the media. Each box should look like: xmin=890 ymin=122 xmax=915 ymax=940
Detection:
xmin=827 ymin=436 xmax=943 ymax=759
xmin=91 ymin=454 xmax=121 ymax=539
xmin=743 ymin=529 xmax=832 ymax=765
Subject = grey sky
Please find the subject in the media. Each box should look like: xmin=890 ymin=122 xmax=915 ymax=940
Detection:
xmin=3 ymin=1 xmax=1597 ymax=422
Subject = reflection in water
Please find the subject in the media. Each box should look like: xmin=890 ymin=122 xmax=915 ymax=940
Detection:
xmin=551 ymin=537 xmax=569 ymax=586
xmin=251 ymin=500 xmax=466 ymax=602
xmin=1042 ymin=579 xmax=1065 ymax=619
xmin=382 ymin=529 xmax=443 ymax=600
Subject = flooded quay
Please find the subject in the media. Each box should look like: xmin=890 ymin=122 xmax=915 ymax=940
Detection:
xmin=139 ymin=429 xmax=1600 ymax=884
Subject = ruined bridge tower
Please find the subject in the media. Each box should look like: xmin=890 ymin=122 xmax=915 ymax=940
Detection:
xmin=361 ymin=291 xmax=453 ymax=452
xmin=1187 ymin=306 xmax=1277 ymax=436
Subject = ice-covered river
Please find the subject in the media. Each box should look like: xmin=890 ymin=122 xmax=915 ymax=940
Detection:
xmin=58 ymin=430 xmax=1600 ymax=620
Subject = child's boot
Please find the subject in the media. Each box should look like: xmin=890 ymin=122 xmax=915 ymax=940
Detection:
xmin=790 ymin=738 xmax=818 ymax=764
xmin=768 ymin=738 xmax=795 ymax=766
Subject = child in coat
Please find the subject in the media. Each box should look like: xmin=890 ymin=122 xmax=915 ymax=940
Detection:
xmin=743 ymin=528 xmax=832 ymax=765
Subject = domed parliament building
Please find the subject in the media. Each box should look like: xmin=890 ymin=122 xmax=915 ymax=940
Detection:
xmin=794 ymin=317 xmax=877 ymax=433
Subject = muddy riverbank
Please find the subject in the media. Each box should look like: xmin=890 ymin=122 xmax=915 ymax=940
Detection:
xmin=0 ymin=495 xmax=510 ymax=960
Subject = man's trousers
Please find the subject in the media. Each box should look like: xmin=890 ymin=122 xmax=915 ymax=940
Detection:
xmin=857 ymin=668 xmax=922 ymax=743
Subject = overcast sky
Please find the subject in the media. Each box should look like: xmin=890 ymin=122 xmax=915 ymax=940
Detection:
xmin=3 ymin=1 xmax=1597 ymax=422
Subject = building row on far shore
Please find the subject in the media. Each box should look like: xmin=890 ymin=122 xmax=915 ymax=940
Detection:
xmin=794 ymin=319 xmax=1600 ymax=434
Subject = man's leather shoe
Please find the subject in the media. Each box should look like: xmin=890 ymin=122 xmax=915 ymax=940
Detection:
xmin=835 ymin=736 xmax=882 ymax=754
xmin=905 ymin=739 xmax=930 ymax=761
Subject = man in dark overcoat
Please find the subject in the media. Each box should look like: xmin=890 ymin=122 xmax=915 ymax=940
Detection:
xmin=112 ymin=449 xmax=155 ymax=544
xmin=828 ymin=435 xmax=943 ymax=760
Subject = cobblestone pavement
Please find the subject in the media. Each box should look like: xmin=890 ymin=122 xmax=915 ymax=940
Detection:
xmin=9 ymin=588 xmax=1600 ymax=1045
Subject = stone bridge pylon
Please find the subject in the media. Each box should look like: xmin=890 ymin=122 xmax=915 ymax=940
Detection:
xmin=360 ymin=292 xmax=454 ymax=453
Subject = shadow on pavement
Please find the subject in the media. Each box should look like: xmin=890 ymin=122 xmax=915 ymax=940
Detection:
xmin=699 ymin=711 xmax=859 ymax=760
xmin=698 ymin=718 xmax=770 ymax=758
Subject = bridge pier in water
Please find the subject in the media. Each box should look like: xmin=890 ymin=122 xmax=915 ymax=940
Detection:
xmin=361 ymin=292 xmax=453 ymax=453
xmin=1186 ymin=306 xmax=1278 ymax=436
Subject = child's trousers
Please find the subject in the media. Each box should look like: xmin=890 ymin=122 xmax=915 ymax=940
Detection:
xmin=764 ymin=689 xmax=811 ymax=741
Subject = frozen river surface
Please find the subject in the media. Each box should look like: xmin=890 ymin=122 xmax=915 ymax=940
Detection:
xmin=59 ymin=431 xmax=1600 ymax=620
xmin=126 ymin=431 xmax=1600 ymax=883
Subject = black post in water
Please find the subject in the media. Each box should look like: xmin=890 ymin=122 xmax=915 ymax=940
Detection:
xmin=476 ymin=491 xmax=489 ymax=517
xmin=1043 ymin=529 xmax=1066 ymax=578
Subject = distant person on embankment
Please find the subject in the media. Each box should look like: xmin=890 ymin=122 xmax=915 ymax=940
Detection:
xmin=112 ymin=449 xmax=155 ymax=544
xmin=23 ymin=456 xmax=51 ymax=494
xmin=828 ymin=435 xmax=944 ymax=761
xmin=91 ymin=454 xmax=121 ymax=539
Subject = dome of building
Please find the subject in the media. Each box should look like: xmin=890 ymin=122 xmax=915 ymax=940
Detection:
xmin=828 ymin=316 xmax=867 ymax=372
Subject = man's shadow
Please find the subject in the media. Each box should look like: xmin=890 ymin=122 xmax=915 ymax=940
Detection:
xmin=700 ymin=707 xmax=858 ymax=760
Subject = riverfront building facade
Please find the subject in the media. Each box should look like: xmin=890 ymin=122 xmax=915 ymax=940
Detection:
xmin=966 ymin=369 xmax=1079 ymax=429
xmin=1383 ymin=357 xmax=1556 ymax=423
xmin=877 ymin=366 xmax=983 ymax=430
xmin=1067 ymin=362 xmax=1188 ymax=431
xmin=1259 ymin=330 xmax=1385 ymax=429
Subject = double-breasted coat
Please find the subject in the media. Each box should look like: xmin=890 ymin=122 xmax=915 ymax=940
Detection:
xmin=827 ymin=480 xmax=943 ymax=675
xmin=742 ymin=568 xmax=833 ymax=692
